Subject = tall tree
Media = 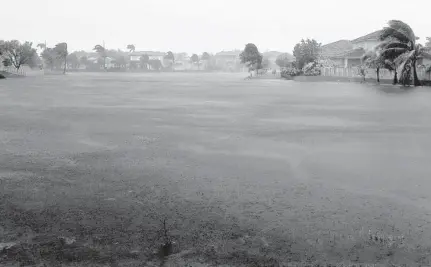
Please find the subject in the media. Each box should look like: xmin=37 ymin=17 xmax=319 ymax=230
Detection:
xmin=93 ymin=44 xmax=107 ymax=69
xmin=115 ymin=55 xmax=127 ymax=68
xmin=362 ymin=43 xmax=398 ymax=84
xmin=201 ymin=52 xmax=211 ymax=69
xmin=149 ymin=59 xmax=162 ymax=71
xmin=164 ymin=51 xmax=175 ymax=62
xmin=140 ymin=54 xmax=150 ymax=69
xmin=425 ymin=37 xmax=431 ymax=47
xmin=201 ymin=52 xmax=210 ymax=61
xmin=67 ymin=53 xmax=80 ymax=69
xmin=239 ymin=43 xmax=262 ymax=71
xmin=164 ymin=51 xmax=175 ymax=70
xmin=41 ymin=48 xmax=56 ymax=70
xmin=79 ymin=56 xmax=88 ymax=68
xmin=127 ymin=44 xmax=135 ymax=53
xmin=54 ymin=42 xmax=68 ymax=74
xmin=379 ymin=20 xmax=431 ymax=86
xmin=293 ymin=39 xmax=321 ymax=69
xmin=1 ymin=40 xmax=36 ymax=70
xmin=190 ymin=54 xmax=200 ymax=70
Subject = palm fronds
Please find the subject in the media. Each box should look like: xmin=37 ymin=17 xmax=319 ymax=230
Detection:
xmin=381 ymin=47 xmax=409 ymax=60
xmin=387 ymin=20 xmax=416 ymax=44
xmin=380 ymin=27 xmax=411 ymax=43
xmin=384 ymin=42 xmax=410 ymax=50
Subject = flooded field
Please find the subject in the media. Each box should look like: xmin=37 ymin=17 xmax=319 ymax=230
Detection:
xmin=1 ymin=73 xmax=431 ymax=266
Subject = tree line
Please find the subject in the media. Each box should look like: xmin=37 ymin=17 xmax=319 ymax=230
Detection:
xmin=0 ymin=41 xmax=216 ymax=72
xmin=239 ymin=20 xmax=431 ymax=86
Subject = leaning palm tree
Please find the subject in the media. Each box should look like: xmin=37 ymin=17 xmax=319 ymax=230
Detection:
xmin=362 ymin=49 xmax=382 ymax=83
xmin=379 ymin=20 xmax=431 ymax=86
xmin=93 ymin=44 xmax=107 ymax=69
xmin=362 ymin=42 xmax=398 ymax=84
xmin=127 ymin=44 xmax=135 ymax=53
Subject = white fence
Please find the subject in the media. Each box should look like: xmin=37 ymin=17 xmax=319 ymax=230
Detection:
xmin=321 ymin=67 xmax=430 ymax=80
xmin=0 ymin=66 xmax=26 ymax=76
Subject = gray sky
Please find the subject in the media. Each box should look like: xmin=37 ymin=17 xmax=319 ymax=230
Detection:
xmin=2 ymin=0 xmax=430 ymax=54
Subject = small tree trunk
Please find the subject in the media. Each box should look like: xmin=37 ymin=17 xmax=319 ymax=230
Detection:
xmin=63 ymin=57 xmax=67 ymax=74
xmin=413 ymin=59 xmax=421 ymax=86
xmin=376 ymin=67 xmax=380 ymax=83
xmin=393 ymin=70 xmax=398 ymax=85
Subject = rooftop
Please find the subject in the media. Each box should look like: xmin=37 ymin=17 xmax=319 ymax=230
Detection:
xmin=320 ymin=40 xmax=353 ymax=58
xmin=130 ymin=51 xmax=165 ymax=57
xmin=351 ymin=30 xmax=382 ymax=44
xmin=215 ymin=50 xmax=241 ymax=57
xmin=341 ymin=48 xmax=366 ymax=59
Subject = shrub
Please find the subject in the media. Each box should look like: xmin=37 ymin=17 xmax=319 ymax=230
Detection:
xmin=302 ymin=61 xmax=321 ymax=76
xmin=281 ymin=67 xmax=302 ymax=78
xmin=426 ymin=65 xmax=431 ymax=80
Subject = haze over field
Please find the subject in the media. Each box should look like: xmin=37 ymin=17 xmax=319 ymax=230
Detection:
xmin=2 ymin=0 xmax=430 ymax=53
xmin=2 ymin=73 xmax=431 ymax=265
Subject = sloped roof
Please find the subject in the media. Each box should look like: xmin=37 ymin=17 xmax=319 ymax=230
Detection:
xmin=320 ymin=40 xmax=353 ymax=58
xmin=341 ymin=48 xmax=366 ymax=58
xmin=215 ymin=50 xmax=241 ymax=56
xmin=351 ymin=30 xmax=382 ymax=44
xmin=130 ymin=51 xmax=165 ymax=57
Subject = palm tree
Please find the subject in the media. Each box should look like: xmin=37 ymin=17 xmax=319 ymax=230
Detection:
xmin=127 ymin=44 xmax=135 ymax=53
xmin=139 ymin=54 xmax=150 ymax=70
xmin=93 ymin=44 xmax=107 ymax=69
xmin=164 ymin=51 xmax=175 ymax=70
xmin=191 ymin=54 xmax=199 ymax=70
xmin=54 ymin=42 xmax=68 ymax=74
xmin=201 ymin=52 xmax=211 ymax=70
xmin=379 ymin=20 xmax=431 ymax=86
xmin=80 ymin=56 xmax=88 ymax=68
xmin=362 ymin=43 xmax=397 ymax=83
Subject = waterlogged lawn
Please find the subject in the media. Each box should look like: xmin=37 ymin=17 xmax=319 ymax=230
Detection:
xmin=1 ymin=73 xmax=431 ymax=266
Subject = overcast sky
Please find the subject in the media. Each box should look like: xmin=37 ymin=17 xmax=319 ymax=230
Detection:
xmin=2 ymin=0 xmax=430 ymax=54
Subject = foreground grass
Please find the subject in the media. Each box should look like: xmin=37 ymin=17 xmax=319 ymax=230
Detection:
xmin=1 ymin=159 xmax=430 ymax=266
xmin=2 ymin=74 xmax=431 ymax=266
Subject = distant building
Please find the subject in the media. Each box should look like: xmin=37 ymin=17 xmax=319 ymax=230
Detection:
xmin=320 ymin=30 xmax=382 ymax=67
xmin=173 ymin=53 xmax=192 ymax=71
xmin=214 ymin=50 xmax=246 ymax=72
xmin=86 ymin=56 xmax=115 ymax=69
xmin=418 ymin=47 xmax=431 ymax=66
xmin=129 ymin=51 xmax=166 ymax=69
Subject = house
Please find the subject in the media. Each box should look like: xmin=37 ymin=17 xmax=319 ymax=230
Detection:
xmin=86 ymin=56 xmax=115 ymax=69
xmin=319 ymin=40 xmax=353 ymax=66
xmin=320 ymin=30 xmax=382 ymax=67
xmin=172 ymin=53 xmax=192 ymax=71
xmin=214 ymin=50 xmax=246 ymax=72
xmin=418 ymin=47 xmax=431 ymax=66
xmin=129 ymin=51 xmax=166 ymax=69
